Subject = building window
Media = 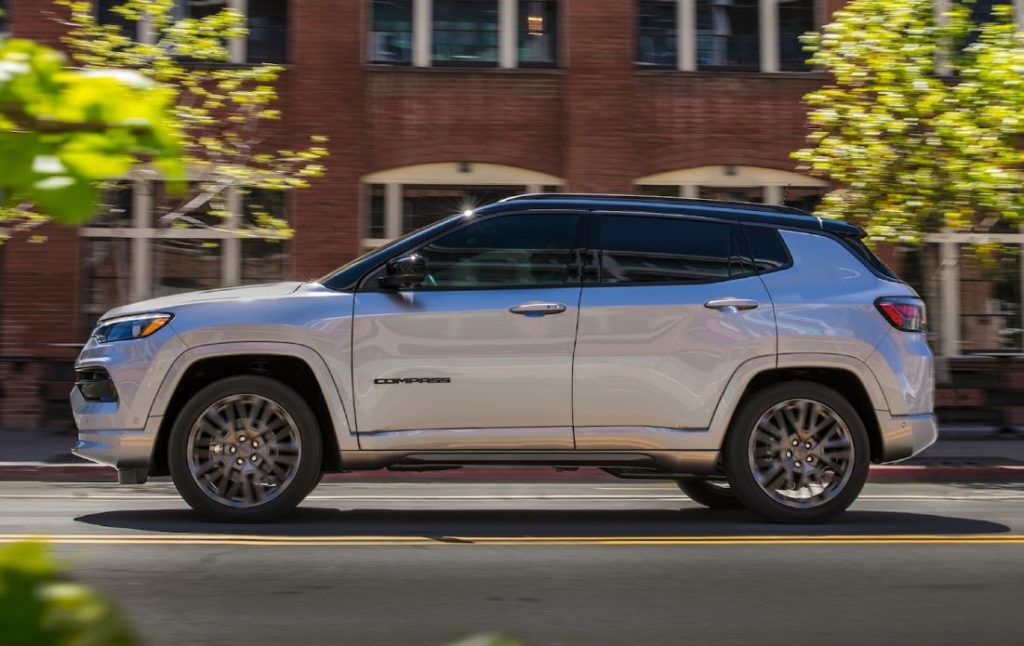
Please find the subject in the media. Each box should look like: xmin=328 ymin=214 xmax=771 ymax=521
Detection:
xmin=634 ymin=165 xmax=829 ymax=207
xmin=362 ymin=163 xmax=566 ymax=246
xmin=96 ymin=0 xmax=137 ymax=37
xmin=637 ymin=185 xmax=681 ymax=197
xmin=433 ymin=0 xmax=500 ymax=66
xmin=403 ymin=185 xmax=523 ymax=232
xmin=518 ymin=0 xmax=558 ymax=67
xmin=637 ymin=0 xmax=678 ymax=67
xmin=699 ymin=185 xmax=764 ymax=203
xmin=92 ymin=1 xmax=289 ymax=63
xmin=637 ymin=0 xmax=819 ymax=72
xmin=781 ymin=185 xmax=826 ymax=212
xmin=697 ymin=0 xmax=760 ymax=70
xmin=369 ymin=0 xmax=413 ymax=64
xmin=246 ymin=0 xmax=288 ymax=63
xmin=0 ymin=0 xmax=8 ymax=34
xmin=80 ymin=181 xmax=291 ymax=339
xmin=370 ymin=0 xmax=559 ymax=68
xmin=778 ymin=0 xmax=814 ymax=71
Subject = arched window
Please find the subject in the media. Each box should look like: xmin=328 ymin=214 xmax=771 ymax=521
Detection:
xmin=634 ymin=165 xmax=828 ymax=212
xmin=363 ymin=162 xmax=564 ymax=247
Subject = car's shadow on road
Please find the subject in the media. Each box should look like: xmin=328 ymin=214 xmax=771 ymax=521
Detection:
xmin=74 ymin=507 xmax=1012 ymax=537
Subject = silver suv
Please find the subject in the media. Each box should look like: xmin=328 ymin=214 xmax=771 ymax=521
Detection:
xmin=72 ymin=194 xmax=936 ymax=523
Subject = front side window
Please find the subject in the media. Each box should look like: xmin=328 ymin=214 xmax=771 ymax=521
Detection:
xmin=433 ymin=0 xmax=499 ymax=66
xmin=637 ymin=0 xmax=677 ymax=67
xmin=369 ymin=0 xmax=413 ymax=64
xmin=599 ymin=215 xmax=751 ymax=284
xmin=697 ymin=0 xmax=760 ymax=70
xmin=412 ymin=213 xmax=579 ymax=289
xmin=778 ymin=0 xmax=814 ymax=71
xmin=518 ymin=0 xmax=558 ymax=66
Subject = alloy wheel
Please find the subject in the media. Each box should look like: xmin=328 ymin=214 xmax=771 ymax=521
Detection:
xmin=186 ymin=394 xmax=302 ymax=508
xmin=746 ymin=398 xmax=855 ymax=509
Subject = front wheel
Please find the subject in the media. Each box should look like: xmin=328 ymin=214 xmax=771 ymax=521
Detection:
xmin=168 ymin=375 xmax=322 ymax=523
xmin=723 ymin=382 xmax=870 ymax=523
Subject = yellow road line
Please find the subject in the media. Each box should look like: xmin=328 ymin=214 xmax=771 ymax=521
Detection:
xmin=1 ymin=534 xmax=1023 ymax=546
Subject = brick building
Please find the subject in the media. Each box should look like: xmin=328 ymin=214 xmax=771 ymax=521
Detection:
xmin=2 ymin=0 xmax=1024 ymax=430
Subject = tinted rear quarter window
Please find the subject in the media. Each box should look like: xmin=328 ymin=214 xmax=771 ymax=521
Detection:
xmin=598 ymin=215 xmax=751 ymax=284
xmin=743 ymin=225 xmax=792 ymax=273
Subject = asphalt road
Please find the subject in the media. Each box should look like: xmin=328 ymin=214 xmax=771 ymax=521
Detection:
xmin=2 ymin=479 xmax=1023 ymax=646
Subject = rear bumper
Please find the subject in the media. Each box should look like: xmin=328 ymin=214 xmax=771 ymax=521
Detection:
xmin=876 ymin=412 xmax=938 ymax=463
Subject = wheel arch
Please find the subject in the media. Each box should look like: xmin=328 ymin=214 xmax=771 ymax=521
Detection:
xmin=146 ymin=342 xmax=354 ymax=477
xmin=709 ymin=355 xmax=890 ymax=463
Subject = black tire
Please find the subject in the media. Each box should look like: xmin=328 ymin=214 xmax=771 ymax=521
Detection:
xmin=723 ymin=381 xmax=870 ymax=523
xmin=168 ymin=375 xmax=322 ymax=523
xmin=676 ymin=479 xmax=744 ymax=510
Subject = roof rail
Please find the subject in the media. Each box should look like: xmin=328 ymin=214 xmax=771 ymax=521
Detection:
xmin=497 ymin=192 xmax=812 ymax=216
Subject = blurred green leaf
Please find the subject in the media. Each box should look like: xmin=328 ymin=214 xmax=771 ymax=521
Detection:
xmin=0 ymin=541 xmax=138 ymax=646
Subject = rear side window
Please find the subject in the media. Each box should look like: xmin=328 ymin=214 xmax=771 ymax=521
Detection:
xmin=743 ymin=225 xmax=792 ymax=273
xmin=598 ymin=215 xmax=752 ymax=284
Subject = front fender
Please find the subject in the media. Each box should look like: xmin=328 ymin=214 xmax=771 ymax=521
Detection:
xmin=147 ymin=341 xmax=357 ymax=451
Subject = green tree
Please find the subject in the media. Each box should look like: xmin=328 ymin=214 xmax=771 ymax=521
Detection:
xmin=793 ymin=0 xmax=1024 ymax=243
xmin=0 ymin=37 xmax=181 ymax=233
xmin=0 ymin=542 xmax=137 ymax=646
xmin=56 ymin=0 xmax=327 ymax=237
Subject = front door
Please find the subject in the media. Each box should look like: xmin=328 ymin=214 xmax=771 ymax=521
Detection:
xmin=573 ymin=212 xmax=777 ymax=449
xmin=352 ymin=211 xmax=583 ymax=450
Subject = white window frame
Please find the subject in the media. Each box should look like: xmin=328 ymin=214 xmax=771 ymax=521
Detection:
xmin=127 ymin=0 xmax=249 ymax=62
xmin=362 ymin=162 xmax=565 ymax=247
xmin=81 ymin=177 xmax=284 ymax=304
xmin=673 ymin=0 xmax=824 ymax=73
xmin=395 ymin=0 xmax=557 ymax=68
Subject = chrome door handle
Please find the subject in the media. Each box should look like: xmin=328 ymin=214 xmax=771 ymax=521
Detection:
xmin=509 ymin=302 xmax=567 ymax=315
xmin=704 ymin=298 xmax=759 ymax=312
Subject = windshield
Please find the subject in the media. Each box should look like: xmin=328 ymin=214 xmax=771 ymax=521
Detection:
xmin=317 ymin=213 xmax=466 ymax=291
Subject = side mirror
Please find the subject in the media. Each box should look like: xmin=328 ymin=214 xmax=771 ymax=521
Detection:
xmin=380 ymin=254 xmax=427 ymax=289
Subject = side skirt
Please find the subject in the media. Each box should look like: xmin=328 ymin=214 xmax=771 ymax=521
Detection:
xmin=335 ymin=450 xmax=720 ymax=477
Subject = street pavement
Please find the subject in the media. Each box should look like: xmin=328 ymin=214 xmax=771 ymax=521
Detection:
xmin=1 ymin=480 xmax=1023 ymax=645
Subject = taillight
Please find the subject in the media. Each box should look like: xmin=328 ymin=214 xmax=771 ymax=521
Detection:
xmin=875 ymin=297 xmax=926 ymax=332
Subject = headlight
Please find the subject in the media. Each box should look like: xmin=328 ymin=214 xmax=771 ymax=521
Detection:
xmin=93 ymin=313 xmax=173 ymax=343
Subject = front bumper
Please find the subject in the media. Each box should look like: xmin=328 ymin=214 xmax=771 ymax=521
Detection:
xmin=72 ymin=416 xmax=162 ymax=473
xmin=876 ymin=412 xmax=938 ymax=463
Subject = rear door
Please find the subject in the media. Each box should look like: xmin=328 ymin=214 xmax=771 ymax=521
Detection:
xmin=572 ymin=212 xmax=776 ymax=448
xmin=352 ymin=211 xmax=585 ymax=450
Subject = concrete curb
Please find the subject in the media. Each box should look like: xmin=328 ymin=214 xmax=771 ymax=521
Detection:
xmin=1 ymin=462 xmax=1023 ymax=484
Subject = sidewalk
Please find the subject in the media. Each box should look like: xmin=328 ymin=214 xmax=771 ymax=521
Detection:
xmin=2 ymin=425 xmax=1023 ymax=483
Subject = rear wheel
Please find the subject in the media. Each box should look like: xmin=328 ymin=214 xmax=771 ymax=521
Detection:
xmin=724 ymin=381 xmax=870 ymax=523
xmin=168 ymin=375 xmax=322 ymax=523
xmin=676 ymin=479 xmax=744 ymax=510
